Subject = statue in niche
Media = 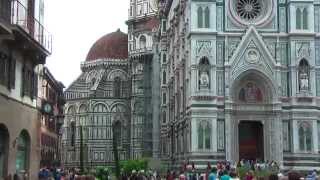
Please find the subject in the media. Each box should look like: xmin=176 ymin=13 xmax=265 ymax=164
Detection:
xmin=298 ymin=59 xmax=310 ymax=91
xmin=199 ymin=71 xmax=209 ymax=89
xmin=239 ymin=82 xmax=263 ymax=103
xmin=299 ymin=72 xmax=309 ymax=91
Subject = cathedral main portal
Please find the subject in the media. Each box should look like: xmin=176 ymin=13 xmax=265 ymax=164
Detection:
xmin=238 ymin=121 xmax=264 ymax=161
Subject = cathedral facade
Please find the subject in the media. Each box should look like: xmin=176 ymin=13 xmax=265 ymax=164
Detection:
xmin=61 ymin=0 xmax=160 ymax=168
xmin=62 ymin=0 xmax=320 ymax=171
xmin=158 ymin=0 xmax=320 ymax=171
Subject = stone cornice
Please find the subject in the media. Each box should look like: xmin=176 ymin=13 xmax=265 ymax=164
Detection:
xmin=80 ymin=58 xmax=128 ymax=71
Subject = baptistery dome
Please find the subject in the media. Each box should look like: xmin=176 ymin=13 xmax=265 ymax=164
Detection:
xmin=86 ymin=29 xmax=128 ymax=61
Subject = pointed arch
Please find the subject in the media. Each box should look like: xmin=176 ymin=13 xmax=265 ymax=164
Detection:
xmin=204 ymin=7 xmax=210 ymax=28
xmin=299 ymin=122 xmax=312 ymax=151
xmin=162 ymin=71 xmax=167 ymax=84
xmin=303 ymin=8 xmax=308 ymax=29
xmin=78 ymin=104 xmax=87 ymax=113
xmin=162 ymin=111 xmax=166 ymax=124
xmin=197 ymin=7 xmax=203 ymax=28
xmin=296 ymin=8 xmax=302 ymax=29
xmin=197 ymin=122 xmax=204 ymax=149
xmin=139 ymin=35 xmax=146 ymax=49
xmin=204 ymin=121 xmax=212 ymax=149
xmin=114 ymin=76 xmax=121 ymax=98
xmin=298 ymin=59 xmax=310 ymax=91
xmin=197 ymin=120 xmax=211 ymax=150
xmin=199 ymin=57 xmax=210 ymax=89
xmin=93 ymin=103 xmax=108 ymax=113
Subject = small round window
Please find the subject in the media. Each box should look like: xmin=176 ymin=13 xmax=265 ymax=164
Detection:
xmin=236 ymin=0 xmax=261 ymax=21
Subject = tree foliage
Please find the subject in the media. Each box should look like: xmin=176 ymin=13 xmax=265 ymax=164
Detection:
xmin=120 ymin=159 xmax=149 ymax=174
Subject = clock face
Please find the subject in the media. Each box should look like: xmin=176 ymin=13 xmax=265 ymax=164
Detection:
xmin=44 ymin=103 xmax=52 ymax=114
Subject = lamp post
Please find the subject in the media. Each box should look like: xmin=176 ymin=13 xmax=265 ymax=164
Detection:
xmin=112 ymin=120 xmax=121 ymax=179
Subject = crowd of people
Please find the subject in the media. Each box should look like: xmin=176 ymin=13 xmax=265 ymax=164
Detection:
xmin=165 ymin=160 xmax=318 ymax=180
xmin=36 ymin=160 xmax=319 ymax=180
xmin=38 ymin=167 xmax=91 ymax=180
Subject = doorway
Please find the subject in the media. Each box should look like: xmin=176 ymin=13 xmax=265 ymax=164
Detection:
xmin=0 ymin=125 xmax=9 ymax=178
xmin=238 ymin=121 xmax=264 ymax=161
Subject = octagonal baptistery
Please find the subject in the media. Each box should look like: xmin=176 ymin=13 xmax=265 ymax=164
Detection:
xmin=62 ymin=29 xmax=132 ymax=168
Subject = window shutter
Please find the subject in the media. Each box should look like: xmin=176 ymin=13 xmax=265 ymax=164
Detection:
xmin=32 ymin=71 xmax=38 ymax=98
xmin=0 ymin=52 xmax=6 ymax=85
xmin=21 ymin=64 xmax=26 ymax=96
xmin=9 ymin=58 xmax=16 ymax=89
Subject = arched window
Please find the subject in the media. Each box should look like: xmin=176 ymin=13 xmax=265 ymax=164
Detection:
xmin=114 ymin=77 xmax=121 ymax=98
xmin=139 ymin=35 xmax=146 ymax=49
xmin=0 ymin=125 xmax=9 ymax=178
xmin=296 ymin=8 xmax=302 ymax=29
xmin=162 ymin=111 xmax=166 ymax=124
xmin=204 ymin=122 xmax=211 ymax=149
xmin=204 ymin=7 xmax=210 ymax=28
xmin=199 ymin=57 xmax=210 ymax=89
xmin=198 ymin=121 xmax=211 ymax=150
xmin=197 ymin=7 xmax=203 ymax=28
xmin=70 ymin=121 xmax=76 ymax=146
xmin=162 ymin=92 xmax=167 ymax=104
xmin=15 ymin=131 xmax=30 ymax=174
xmin=303 ymin=8 xmax=308 ymax=29
xmin=198 ymin=123 xmax=204 ymax=149
xmin=162 ymin=71 xmax=167 ymax=84
xmin=298 ymin=59 xmax=310 ymax=91
xmin=299 ymin=122 xmax=312 ymax=151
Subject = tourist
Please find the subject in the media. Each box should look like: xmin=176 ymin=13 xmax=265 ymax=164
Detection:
xmin=245 ymin=170 xmax=254 ymax=180
xmin=166 ymin=170 xmax=174 ymax=180
xmin=306 ymin=170 xmax=317 ymax=180
xmin=269 ymin=174 xmax=279 ymax=180
xmin=179 ymin=171 xmax=186 ymax=180
xmin=287 ymin=171 xmax=302 ymax=180
xmin=208 ymin=167 xmax=217 ymax=180
xmin=220 ymin=170 xmax=231 ymax=180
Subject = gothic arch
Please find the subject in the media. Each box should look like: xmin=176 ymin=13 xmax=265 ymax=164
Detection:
xmin=86 ymin=70 xmax=98 ymax=83
xmin=298 ymin=59 xmax=310 ymax=91
xmin=107 ymin=69 xmax=128 ymax=81
xmin=78 ymin=104 xmax=88 ymax=113
xmin=139 ymin=35 xmax=147 ymax=49
xmin=92 ymin=103 xmax=109 ymax=112
xmin=66 ymin=105 xmax=77 ymax=115
xmin=110 ymin=102 xmax=128 ymax=113
xmin=230 ymin=69 xmax=278 ymax=103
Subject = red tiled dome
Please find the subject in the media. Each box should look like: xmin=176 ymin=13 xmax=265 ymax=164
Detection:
xmin=86 ymin=29 xmax=128 ymax=61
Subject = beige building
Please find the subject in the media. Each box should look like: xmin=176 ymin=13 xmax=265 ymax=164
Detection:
xmin=0 ymin=0 xmax=51 ymax=179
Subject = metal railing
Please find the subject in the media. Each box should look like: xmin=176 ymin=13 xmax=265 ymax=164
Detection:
xmin=10 ymin=0 xmax=52 ymax=53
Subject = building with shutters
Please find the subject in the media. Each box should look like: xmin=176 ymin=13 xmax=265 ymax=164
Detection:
xmin=0 ymin=0 xmax=51 ymax=179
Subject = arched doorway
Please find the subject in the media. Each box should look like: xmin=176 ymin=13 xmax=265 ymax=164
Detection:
xmin=238 ymin=121 xmax=264 ymax=161
xmin=15 ymin=130 xmax=30 ymax=176
xmin=229 ymin=70 xmax=279 ymax=162
xmin=0 ymin=124 xmax=9 ymax=178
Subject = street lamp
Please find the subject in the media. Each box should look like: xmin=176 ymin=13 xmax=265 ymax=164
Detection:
xmin=112 ymin=120 xmax=121 ymax=179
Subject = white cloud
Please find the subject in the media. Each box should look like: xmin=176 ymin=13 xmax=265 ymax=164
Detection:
xmin=45 ymin=0 xmax=128 ymax=87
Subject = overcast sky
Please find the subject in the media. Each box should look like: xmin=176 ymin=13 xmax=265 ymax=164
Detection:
xmin=45 ymin=1 xmax=128 ymax=87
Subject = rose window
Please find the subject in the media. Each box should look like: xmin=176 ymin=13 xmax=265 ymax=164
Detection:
xmin=236 ymin=0 xmax=261 ymax=21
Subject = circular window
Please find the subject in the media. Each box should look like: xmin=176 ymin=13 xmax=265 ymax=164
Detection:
xmin=228 ymin=0 xmax=275 ymax=27
xmin=236 ymin=0 xmax=261 ymax=21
